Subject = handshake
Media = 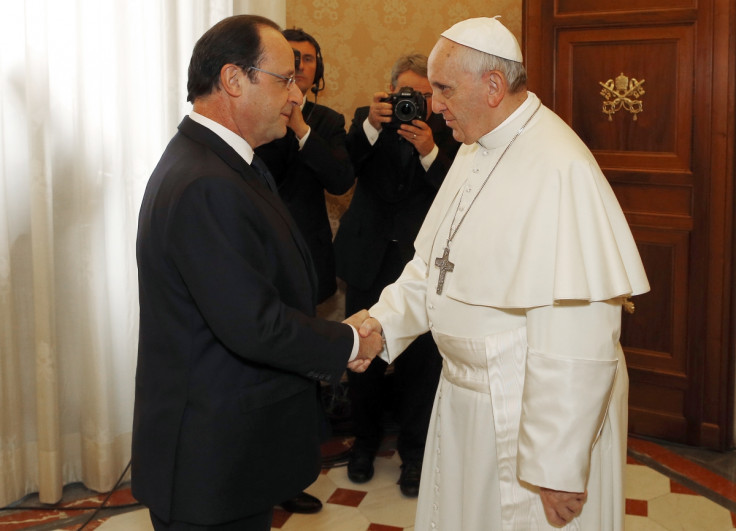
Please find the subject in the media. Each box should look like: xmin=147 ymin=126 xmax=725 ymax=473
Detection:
xmin=342 ymin=309 xmax=383 ymax=373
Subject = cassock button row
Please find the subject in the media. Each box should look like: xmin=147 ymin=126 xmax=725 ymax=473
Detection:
xmin=433 ymin=503 xmax=438 ymax=511
xmin=428 ymin=303 xmax=434 ymax=310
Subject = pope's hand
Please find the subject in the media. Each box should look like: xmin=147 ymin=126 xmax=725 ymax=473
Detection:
xmin=359 ymin=315 xmax=383 ymax=338
xmin=540 ymin=487 xmax=587 ymax=526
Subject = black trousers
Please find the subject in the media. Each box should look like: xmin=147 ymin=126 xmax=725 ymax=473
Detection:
xmin=345 ymin=241 xmax=442 ymax=464
xmin=149 ymin=509 xmax=273 ymax=531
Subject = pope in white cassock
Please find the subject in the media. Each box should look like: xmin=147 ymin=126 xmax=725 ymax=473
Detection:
xmin=351 ymin=16 xmax=650 ymax=531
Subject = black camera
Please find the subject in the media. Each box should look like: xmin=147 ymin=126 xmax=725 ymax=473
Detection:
xmin=381 ymin=86 xmax=427 ymax=128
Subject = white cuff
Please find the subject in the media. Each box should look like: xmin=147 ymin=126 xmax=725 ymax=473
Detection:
xmin=419 ymin=144 xmax=438 ymax=171
xmin=362 ymin=117 xmax=380 ymax=145
xmin=347 ymin=324 xmax=359 ymax=362
xmin=296 ymin=126 xmax=311 ymax=150
xmin=517 ymin=352 xmax=618 ymax=492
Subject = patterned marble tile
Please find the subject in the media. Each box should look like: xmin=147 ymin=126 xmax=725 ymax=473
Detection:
xmin=5 ymin=436 xmax=736 ymax=531
xmin=327 ymin=488 xmax=367 ymax=508
xmin=647 ymin=492 xmax=735 ymax=530
xmin=625 ymin=462 xmax=671 ymax=500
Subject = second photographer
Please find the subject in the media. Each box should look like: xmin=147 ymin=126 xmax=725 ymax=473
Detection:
xmin=334 ymin=53 xmax=461 ymax=497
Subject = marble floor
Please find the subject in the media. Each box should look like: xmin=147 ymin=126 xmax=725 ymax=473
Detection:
xmin=2 ymin=434 xmax=736 ymax=531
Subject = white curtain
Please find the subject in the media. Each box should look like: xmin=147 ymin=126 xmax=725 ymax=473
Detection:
xmin=0 ymin=0 xmax=284 ymax=507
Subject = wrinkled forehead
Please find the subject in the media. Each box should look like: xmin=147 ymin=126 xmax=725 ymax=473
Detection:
xmin=260 ymin=26 xmax=295 ymax=69
xmin=428 ymin=38 xmax=460 ymax=76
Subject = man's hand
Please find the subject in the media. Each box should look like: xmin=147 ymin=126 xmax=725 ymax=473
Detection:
xmin=348 ymin=331 xmax=383 ymax=372
xmin=368 ymin=91 xmax=393 ymax=131
xmin=398 ymin=119 xmax=435 ymax=157
xmin=540 ymin=487 xmax=587 ymax=527
xmin=343 ymin=310 xmax=384 ymax=373
xmin=343 ymin=309 xmax=371 ymax=329
xmin=287 ymin=102 xmax=309 ymax=139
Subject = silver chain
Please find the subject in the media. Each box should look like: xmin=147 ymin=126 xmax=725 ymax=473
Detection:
xmin=446 ymin=100 xmax=542 ymax=246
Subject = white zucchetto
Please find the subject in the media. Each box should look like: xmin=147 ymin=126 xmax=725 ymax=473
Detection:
xmin=441 ymin=16 xmax=523 ymax=63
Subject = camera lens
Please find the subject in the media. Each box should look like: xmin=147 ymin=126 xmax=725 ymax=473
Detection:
xmin=395 ymin=100 xmax=417 ymax=121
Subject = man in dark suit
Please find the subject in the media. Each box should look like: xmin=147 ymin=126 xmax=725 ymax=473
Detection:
xmin=132 ymin=15 xmax=381 ymax=531
xmin=254 ymin=27 xmax=354 ymax=516
xmin=333 ymin=54 xmax=461 ymax=497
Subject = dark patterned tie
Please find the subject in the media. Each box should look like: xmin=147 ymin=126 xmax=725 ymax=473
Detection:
xmin=250 ymin=154 xmax=279 ymax=195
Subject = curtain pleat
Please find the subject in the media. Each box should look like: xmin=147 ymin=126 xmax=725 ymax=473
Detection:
xmin=0 ymin=0 xmax=285 ymax=508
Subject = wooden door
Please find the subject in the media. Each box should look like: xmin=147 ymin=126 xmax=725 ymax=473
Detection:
xmin=523 ymin=0 xmax=736 ymax=449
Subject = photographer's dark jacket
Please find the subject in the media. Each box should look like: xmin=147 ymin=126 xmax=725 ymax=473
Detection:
xmin=334 ymin=108 xmax=460 ymax=290
xmin=256 ymin=101 xmax=354 ymax=303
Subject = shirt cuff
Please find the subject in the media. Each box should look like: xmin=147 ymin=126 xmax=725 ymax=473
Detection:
xmin=362 ymin=117 xmax=380 ymax=146
xmin=419 ymin=144 xmax=439 ymax=171
xmin=348 ymin=324 xmax=360 ymax=362
xmin=296 ymin=126 xmax=311 ymax=150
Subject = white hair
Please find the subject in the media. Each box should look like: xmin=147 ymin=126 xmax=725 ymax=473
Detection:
xmin=454 ymin=44 xmax=527 ymax=93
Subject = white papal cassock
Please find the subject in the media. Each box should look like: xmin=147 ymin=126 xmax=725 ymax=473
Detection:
xmin=369 ymin=92 xmax=650 ymax=530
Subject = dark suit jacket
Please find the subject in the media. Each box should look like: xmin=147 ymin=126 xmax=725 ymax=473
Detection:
xmin=334 ymin=109 xmax=460 ymax=290
xmin=132 ymin=116 xmax=353 ymax=525
xmin=255 ymin=101 xmax=354 ymax=303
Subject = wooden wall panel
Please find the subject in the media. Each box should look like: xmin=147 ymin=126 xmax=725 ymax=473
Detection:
xmin=555 ymin=26 xmax=694 ymax=171
xmin=557 ymin=0 xmax=696 ymax=15
xmin=622 ymin=230 xmax=689 ymax=374
xmin=524 ymin=0 xmax=736 ymax=448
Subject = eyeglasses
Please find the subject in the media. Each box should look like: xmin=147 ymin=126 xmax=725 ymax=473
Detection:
xmin=246 ymin=66 xmax=296 ymax=90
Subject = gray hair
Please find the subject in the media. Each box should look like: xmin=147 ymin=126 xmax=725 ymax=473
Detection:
xmin=454 ymin=45 xmax=527 ymax=93
xmin=390 ymin=53 xmax=428 ymax=87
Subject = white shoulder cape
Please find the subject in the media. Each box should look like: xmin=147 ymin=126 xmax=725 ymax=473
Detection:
xmin=414 ymin=93 xmax=649 ymax=308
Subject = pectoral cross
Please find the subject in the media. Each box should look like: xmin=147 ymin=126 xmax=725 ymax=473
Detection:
xmin=434 ymin=247 xmax=455 ymax=295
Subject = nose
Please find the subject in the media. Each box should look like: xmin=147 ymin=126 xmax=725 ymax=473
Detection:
xmin=288 ymin=81 xmax=302 ymax=102
xmin=431 ymin=94 xmax=444 ymax=114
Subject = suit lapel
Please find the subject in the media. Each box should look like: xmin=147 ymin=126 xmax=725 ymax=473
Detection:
xmin=177 ymin=117 xmax=319 ymax=301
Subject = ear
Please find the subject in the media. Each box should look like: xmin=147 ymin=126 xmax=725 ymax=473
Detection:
xmin=220 ymin=64 xmax=244 ymax=97
xmin=486 ymin=70 xmax=507 ymax=108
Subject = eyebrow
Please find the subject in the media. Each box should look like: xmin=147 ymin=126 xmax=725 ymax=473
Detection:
xmin=431 ymin=81 xmax=451 ymax=90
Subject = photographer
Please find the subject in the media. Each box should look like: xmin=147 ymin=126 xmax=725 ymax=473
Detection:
xmin=256 ymin=28 xmax=353 ymax=305
xmin=334 ymin=53 xmax=460 ymax=497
